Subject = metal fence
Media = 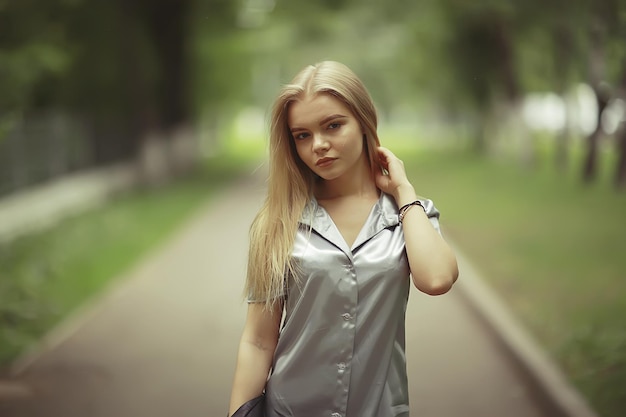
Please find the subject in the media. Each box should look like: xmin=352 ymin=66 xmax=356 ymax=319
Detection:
xmin=0 ymin=112 xmax=134 ymax=198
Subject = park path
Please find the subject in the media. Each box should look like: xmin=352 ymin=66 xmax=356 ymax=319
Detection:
xmin=0 ymin=172 xmax=550 ymax=417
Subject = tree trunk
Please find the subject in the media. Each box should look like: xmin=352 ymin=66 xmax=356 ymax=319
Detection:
xmin=145 ymin=0 xmax=191 ymax=132
xmin=581 ymin=129 xmax=601 ymax=182
xmin=493 ymin=17 xmax=520 ymax=103
xmin=553 ymin=24 xmax=574 ymax=172
xmin=118 ymin=1 xmax=157 ymax=152
xmin=582 ymin=22 xmax=609 ymax=183
xmin=583 ymin=89 xmax=609 ymax=182
xmin=613 ymin=61 xmax=626 ymax=189
xmin=615 ymin=126 xmax=626 ymax=189
xmin=582 ymin=88 xmax=610 ymax=182
xmin=492 ymin=16 xmax=532 ymax=166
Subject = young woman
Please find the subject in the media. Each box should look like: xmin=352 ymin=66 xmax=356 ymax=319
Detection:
xmin=228 ymin=61 xmax=458 ymax=417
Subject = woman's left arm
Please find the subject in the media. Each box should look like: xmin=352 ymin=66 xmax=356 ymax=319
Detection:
xmin=375 ymin=147 xmax=459 ymax=295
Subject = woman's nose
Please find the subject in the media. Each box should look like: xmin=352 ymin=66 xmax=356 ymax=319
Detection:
xmin=312 ymin=133 xmax=329 ymax=152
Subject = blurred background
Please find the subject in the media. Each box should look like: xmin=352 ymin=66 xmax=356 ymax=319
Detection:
xmin=1 ymin=0 xmax=625 ymax=416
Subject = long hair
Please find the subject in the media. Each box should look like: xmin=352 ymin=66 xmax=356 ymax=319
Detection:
xmin=246 ymin=61 xmax=381 ymax=309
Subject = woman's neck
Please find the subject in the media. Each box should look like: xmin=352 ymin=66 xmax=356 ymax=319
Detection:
xmin=315 ymin=159 xmax=378 ymax=201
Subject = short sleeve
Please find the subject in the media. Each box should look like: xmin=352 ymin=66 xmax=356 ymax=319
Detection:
xmin=419 ymin=198 xmax=442 ymax=235
xmin=246 ymin=293 xmax=286 ymax=304
xmin=246 ymin=295 xmax=265 ymax=304
xmin=246 ymin=277 xmax=288 ymax=304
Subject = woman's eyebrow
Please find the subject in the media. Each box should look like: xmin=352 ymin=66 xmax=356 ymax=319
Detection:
xmin=319 ymin=114 xmax=347 ymax=125
xmin=290 ymin=114 xmax=348 ymax=132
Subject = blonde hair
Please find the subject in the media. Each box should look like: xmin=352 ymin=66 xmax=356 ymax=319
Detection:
xmin=246 ymin=61 xmax=381 ymax=309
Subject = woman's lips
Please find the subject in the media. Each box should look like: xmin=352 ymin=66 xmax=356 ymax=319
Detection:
xmin=316 ymin=157 xmax=336 ymax=167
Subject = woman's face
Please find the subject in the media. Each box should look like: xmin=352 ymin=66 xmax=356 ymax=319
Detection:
xmin=288 ymin=93 xmax=366 ymax=181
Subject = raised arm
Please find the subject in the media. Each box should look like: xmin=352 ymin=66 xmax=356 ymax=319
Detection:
xmin=375 ymin=147 xmax=459 ymax=295
xmin=228 ymin=301 xmax=282 ymax=415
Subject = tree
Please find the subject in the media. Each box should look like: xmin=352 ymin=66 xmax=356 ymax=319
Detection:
xmin=580 ymin=0 xmax=623 ymax=183
xmin=612 ymin=62 xmax=626 ymax=189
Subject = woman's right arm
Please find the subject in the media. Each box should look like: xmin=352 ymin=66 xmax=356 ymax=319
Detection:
xmin=227 ymin=301 xmax=282 ymax=416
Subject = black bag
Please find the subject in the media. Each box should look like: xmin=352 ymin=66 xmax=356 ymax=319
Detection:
xmin=231 ymin=394 xmax=265 ymax=417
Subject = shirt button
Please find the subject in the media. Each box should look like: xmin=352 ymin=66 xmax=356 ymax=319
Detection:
xmin=338 ymin=362 xmax=346 ymax=370
xmin=341 ymin=313 xmax=352 ymax=321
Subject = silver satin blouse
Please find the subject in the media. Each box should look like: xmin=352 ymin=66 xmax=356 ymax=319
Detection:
xmin=259 ymin=192 xmax=440 ymax=417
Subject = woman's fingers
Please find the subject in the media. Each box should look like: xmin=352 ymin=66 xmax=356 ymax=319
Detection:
xmin=377 ymin=146 xmax=394 ymax=161
xmin=376 ymin=146 xmax=411 ymax=191
xmin=377 ymin=147 xmax=402 ymax=173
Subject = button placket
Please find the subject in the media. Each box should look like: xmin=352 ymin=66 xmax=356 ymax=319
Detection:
xmin=335 ymin=254 xmax=355 ymax=417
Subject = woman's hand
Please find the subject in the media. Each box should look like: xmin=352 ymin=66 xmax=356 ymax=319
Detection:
xmin=374 ymin=147 xmax=416 ymax=204
xmin=228 ymin=302 xmax=282 ymax=415
xmin=375 ymin=148 xmax=459 ymax=294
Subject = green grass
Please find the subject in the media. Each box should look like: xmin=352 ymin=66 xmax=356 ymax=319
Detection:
xmin=0 ymin=154 xmax=258 ymax=367
xmin=400 ymin=146 xmax=626 ymax=417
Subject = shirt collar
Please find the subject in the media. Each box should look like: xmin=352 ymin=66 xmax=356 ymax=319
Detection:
xmin=299 ymin=192 xmax=399 ymax=253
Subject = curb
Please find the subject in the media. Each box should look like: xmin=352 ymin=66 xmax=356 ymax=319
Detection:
xmin=453 ymin=245 xmax=598 ymax=417
xmin=0 ymin=163 xmax=138 ymax=245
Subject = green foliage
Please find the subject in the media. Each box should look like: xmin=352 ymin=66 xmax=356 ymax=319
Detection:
xmin=0 ymin=0 xmax=242 ymax=135
xmin=2 ymin=0 xmax=623 ymax=145
xmin=0 ymin=1 xmax=76 ymax=112
xmin=192 ymin=31 xmax=252 ymax=113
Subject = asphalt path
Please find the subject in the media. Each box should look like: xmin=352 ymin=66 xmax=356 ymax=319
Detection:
xmin=0 ymin=173 xmax=549 ymax=417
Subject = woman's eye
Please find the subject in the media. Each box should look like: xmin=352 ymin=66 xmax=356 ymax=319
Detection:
xmin=294 ymin=132 xmax=309 ymax=140
xmin=328 ymin=122 xmax=341 ymax=130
